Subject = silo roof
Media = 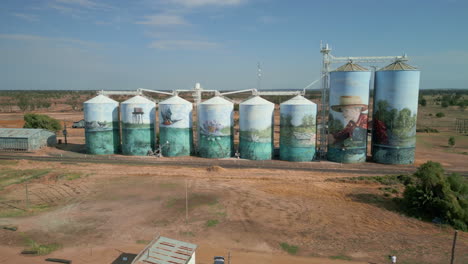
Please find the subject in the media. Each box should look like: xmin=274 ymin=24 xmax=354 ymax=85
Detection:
xmin=122 ymin=95 xmax=155 ymax=104
xmin=379 ymin=61 xmax=418 ymax=71
xmin=281 ymin=95 xmax=316 ymax=105
xmin=334 ymin=62 xmax=369 ymax=72
xmin=84 ymin=94 xmax=118 ymax=104
xmin=159 ymin=95 xmax=192 ymax=105
xmin=240 ymin=96 xmax=274 ymax=105
xmin=200 ymin=96 xmax=233 ymax=105
xmin=0 ymin=128 xmax=47 ymax=138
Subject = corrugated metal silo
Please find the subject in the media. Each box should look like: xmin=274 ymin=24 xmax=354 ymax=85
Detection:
xmin=327 ymin=62 xmax=371 ymax=163
xmin=121 ymin=95 xmax=156 ymax=156
xmin=239 ymin=96 xmax=274 ymax=160
xmin=84 ymin=95 xmax=120 ymax=154
xmin=372 ymin=61 xmax=420 ymax=164
xmin=280 ymin=95 xmax=317 ymax=161
xmin=198 ymin=96 xmax=234 ymax=158
xmin=159 ymin=95 xmax=193 ymax=157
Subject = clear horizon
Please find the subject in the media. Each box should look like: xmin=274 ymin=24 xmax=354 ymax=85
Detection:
xmin=1 ymin=0 xmax=467 ymax=91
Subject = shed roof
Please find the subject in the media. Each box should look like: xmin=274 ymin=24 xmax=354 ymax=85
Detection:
xmin=0 ymin=128 xmax=53 ymax=138
xmin=379 ymin=61 xmax=418 ymax=71
xmin=334 ymin=62 xmax=369 ymax=72
xmin=132 ymin=236 xmax=197 ymax=264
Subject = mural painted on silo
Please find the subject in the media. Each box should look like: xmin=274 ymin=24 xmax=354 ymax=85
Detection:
xmin=121 ymin=96 xmax=156 ymax=156
xmin=159 ymin=97 xmax=193 ymax=157
xmin=328 ymin=69 xmax=371 ymax=163
xmin=84 ymin=95 xmax=120 ymax=155
xmin=372 ymin=68 xmax=420 ymax=164
xmin=198 ymin=97 xmax=233 ymax=158
xmin=280 ymin=97 xmax=317 ymax=161
xmin=239 ymin=97 xmax=274 ymax=160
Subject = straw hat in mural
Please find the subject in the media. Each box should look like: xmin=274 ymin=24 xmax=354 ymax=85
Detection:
xmin=331 ymin=96 xmax=368 ymax=112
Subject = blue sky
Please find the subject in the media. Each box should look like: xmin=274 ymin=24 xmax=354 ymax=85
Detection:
xmin=0 ymin=0 xmax=467 ymax=91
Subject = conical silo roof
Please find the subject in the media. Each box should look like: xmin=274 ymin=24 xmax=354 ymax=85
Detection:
xmin=121 ymin=95 xmax=155 ymax=104
xmin=281 ymin=95 xmax=316 ymax=106
xmin=201 ymin=96 xmax=233 ymax=105
xmin=334 ymin=62 xmax=369 ymax=72
xmin=159 ymin=95 xmax=192 ymax=105
xmin=84 ymin=94 xmax=118 ymax=104
xmin=379 ymin=61 xmax=418 ymax=71
xmin=240 ymin=96 xmax=274 ymax=106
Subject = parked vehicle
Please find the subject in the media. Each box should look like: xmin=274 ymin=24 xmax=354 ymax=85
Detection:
xmin=214 ymin=256 xmax=225 ymax=264
xmin=72 ymin=119 xmax=85 ymax=128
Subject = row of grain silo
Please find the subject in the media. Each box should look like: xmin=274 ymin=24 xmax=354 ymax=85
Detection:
xmin=83 ymin=94 xmax=318 ymax=161
xmin=328 ymin=60 xmax=420 ymax=165
xmin=83 ymin=60 xmax=420 ymax=164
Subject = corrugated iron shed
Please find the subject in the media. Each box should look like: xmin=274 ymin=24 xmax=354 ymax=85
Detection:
xmin=0 ymin=128 xmax=43 ymax=138
xmin=132 ymin=236 xmax=197 ymax=264
xmin=0 ymin=128 xmax=56 ymax=151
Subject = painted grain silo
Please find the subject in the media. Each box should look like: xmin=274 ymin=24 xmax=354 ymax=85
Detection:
xmin=84 ymin=95 xmax=120 ymax=155
xmin=328 ymin=62 xmax=371 ymax=163
xmin=198 ymin=96 xmax=233 ymax=158
xmin=239 ymin=96 xmax=274 ymax=160
xmin=159 ymin=95 xmax=193 ymax=157
xmin=280 ymin=95 xmax=317 ymax=161
xmin=372 ymin=61 xmax=420 ymax=164
xmin=121 ymin=95 xmax=156 ymax=156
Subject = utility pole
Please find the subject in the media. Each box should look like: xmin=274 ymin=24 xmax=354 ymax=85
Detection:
xmin=24 ymin=176 xmax=29 ymax=210
xmin=62 ymin=122 xmax=68 ymax=145
xmin=450 ymin=230 xmax=458 ymax=264
xmin=185 ymin=179 xmax=188 ymax=224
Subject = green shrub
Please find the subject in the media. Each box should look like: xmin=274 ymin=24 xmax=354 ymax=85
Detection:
xmin=448 ymin=136 xmax=455 ymax=147
xmin=401 ymin=161 xmax=468 ymax=231
xmin=23 ymin=113 xmax=61 ymax=132
xmin=435 ymin=112 xmax=445 ymax=118
xmin=280 ymin=242 xmax=299 ymax=254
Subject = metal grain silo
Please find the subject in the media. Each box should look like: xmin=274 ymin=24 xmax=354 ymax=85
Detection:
xmin=84 ymin=95 xmax=120 ymax=155
xmin=372 ymin=61 xmax=420 ymax=164
xmin=327 ymin=62 xmax=371 ymax=163
xmin=198 ymin=96 xmax=234 ymax=158
xmin=280 ymin=95 xmax=317 ymax=161
xmin=239 ymin=96 xmax=274 ymax=160
xmin=159 ymin=95 xmax=193 ymax=157
xmin=121 ymin=95 xmax=156 ymax=156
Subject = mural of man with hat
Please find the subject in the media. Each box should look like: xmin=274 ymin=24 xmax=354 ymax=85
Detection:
xmin=329 ymin=95 xmax=368 ymax=145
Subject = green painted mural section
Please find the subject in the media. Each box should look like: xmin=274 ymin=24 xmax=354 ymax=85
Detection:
xmin=159 ymin=127 xmax=193 ymax=157
xmin=372 ymin=99 xmax=417 ymax=164
xmin=85 ymin=129 xmax=120 ymax=155
xmin=239 ymin=127 xmax=273 ymax=160
xmin=279 ymin=146 xmax=315 ymax=162
xmin=372 ymin=146 xmax=415 ymax=164
xmin=327 ymin=147 xmax=366 ymax=163
xmin=280 ymin=114 xmax=316 ymax=161
xmin=121 ymin=123 xmax=155 ymax=156
xmin=198 ymin=135 xmax=233 ymax=158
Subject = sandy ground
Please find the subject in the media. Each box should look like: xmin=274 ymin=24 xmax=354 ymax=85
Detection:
xmin=0 ymin=105 xmax=467 ymax=264
xmin=0 ymin=160 xmax=467 ymax=264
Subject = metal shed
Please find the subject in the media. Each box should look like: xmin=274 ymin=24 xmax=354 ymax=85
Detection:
xmin=132 ymin=236 xmax=197 ymax=264
xmin=0 ymin=128 xmax=56 ymax=151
